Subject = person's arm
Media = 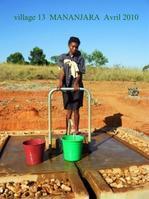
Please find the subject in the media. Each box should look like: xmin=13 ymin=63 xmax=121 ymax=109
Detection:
xmin=57 ymin=68 xmax=64 ymax=89
xmin=73 ymin=72 xmax=82 ymax=91
xmin=57 ymin=54 xmax=65 ymax=89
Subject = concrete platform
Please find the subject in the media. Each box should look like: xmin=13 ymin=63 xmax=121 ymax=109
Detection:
xmin=77 ymin=133 xmax=149 ymax=174
xmin=0 ymin=132 xmax=149 ymax=198
xmin=0 ymin=133 xmax=148 ymax=175
xmin=0 ymin=135 xmax=76 ymax=174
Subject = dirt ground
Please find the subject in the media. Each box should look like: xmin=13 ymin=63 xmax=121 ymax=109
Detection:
xmin=0 ymin=80 xmax=148 ymax=135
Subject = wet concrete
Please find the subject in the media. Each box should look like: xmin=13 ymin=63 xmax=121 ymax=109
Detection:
xmin=77 ymin=132 xmax=149 ymax=174
xmin=0 ymin=132 xmax=148 ymax=175
xmin=0 ymin=136 xmax=76 ymax=174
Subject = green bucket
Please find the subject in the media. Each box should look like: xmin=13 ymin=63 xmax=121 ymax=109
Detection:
xmin=62 ymin=135 xmax=84 ymax=162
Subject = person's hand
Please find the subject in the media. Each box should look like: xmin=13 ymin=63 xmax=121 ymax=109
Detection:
xmin=73 ymin=83 xmax=79 ymax=91
xmin=57 ymin=81 xmax=63 ymax=90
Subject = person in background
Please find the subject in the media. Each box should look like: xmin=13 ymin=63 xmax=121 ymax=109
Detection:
xmin=57 ymin=36 xmax=86 ymax=134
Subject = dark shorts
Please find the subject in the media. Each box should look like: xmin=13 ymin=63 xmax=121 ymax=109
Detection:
xmin=62 ymin=90 xmax=84 ymax=110
xmin=62 ymin=81 xmax=84 ymax=110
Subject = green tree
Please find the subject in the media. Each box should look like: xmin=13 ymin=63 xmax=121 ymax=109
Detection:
xmin=7 ymin=52 xmax=25 ymax=64
xmin=28 ymin=47 xmax=48 ymax=65
xmin=50 ymin=55 xmax=59 ymax=64
xmin=80 ymin=50 xmax=93 ymax=65
xmin=143 ymin=64 xmax=149 ymax=71
xmin=87 ymin=54 xmax=93 ymax=65
xmin=91 ymin=50 xmax=108 ymax=66
xmin=80 ymin=50 xmax=88 ymax=62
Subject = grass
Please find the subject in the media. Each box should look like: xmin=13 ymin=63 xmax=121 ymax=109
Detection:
xmin=83 ymin=66 xmax=149 ymax=82
xmin=0 ymin=63 xmax=58 ymax=81
xmin=0 ymin=63 xmax=149 ymax=82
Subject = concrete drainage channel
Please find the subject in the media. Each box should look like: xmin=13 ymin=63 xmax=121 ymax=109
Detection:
xmin=0 ymin=128 xmax=149 ymax=199
xmin=84 ymin=168 xmax=149 ymax=199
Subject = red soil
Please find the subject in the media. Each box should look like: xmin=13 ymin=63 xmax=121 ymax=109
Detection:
xmin=0 ymin=80 xmax=148 ymax=135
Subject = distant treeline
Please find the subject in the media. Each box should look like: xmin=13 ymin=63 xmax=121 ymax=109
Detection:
xmin=5 ymin=46 xmax=149 ymax=71
xmin=6 ymin=47 xmax=108 ymax=66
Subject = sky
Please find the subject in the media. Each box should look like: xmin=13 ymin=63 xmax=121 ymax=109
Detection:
xmin=0 ymin=0 xmax=149 ymax=67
